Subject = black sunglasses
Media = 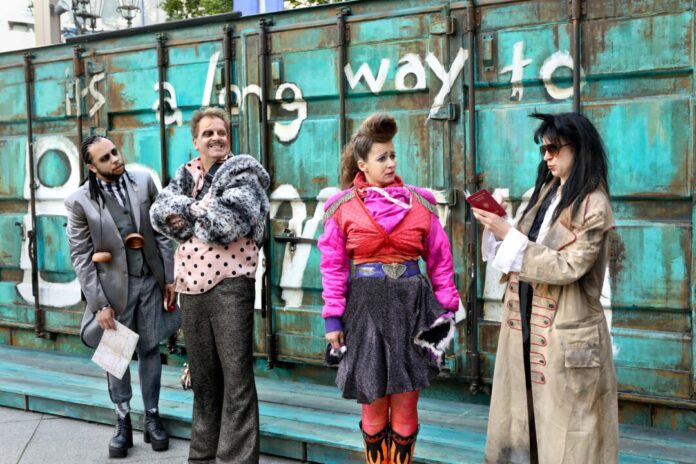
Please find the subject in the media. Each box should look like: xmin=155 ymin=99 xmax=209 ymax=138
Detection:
xmin=539 ymin=143 xmax=570 ymax=157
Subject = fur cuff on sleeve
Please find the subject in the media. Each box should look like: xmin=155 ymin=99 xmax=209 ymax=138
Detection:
xmin=150 ymin=193 xmax=197 ymax=242
xmin=414 ymin=315 xmax=455 ymax=367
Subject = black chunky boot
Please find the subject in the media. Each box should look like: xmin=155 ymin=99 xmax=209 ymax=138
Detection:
xmin=360 ymin=421 xmax=389 ymax=464
xmin=390 ymin=426 xmax=419 ymax=464
xmin=144 ymin=410 xmax=170 ymax=451
xmin=108 ymin=413 xmax=133 ymax=458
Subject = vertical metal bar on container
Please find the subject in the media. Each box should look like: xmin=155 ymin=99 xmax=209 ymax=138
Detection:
xmin=441 ymin=5 xmax=454 ymax=238
xmin=157 ymin=33 xmax=169 ymax=184
xmin=464 ymin=4 xmax=481 ymax=394
xmin=336 ymin=7 xmax=351 ymax=151
xmin=73 ymin=45 xmax=85 ymax=184
xmin=23 ymin=53 xmax=44 ymax=338
xmin=570 ymin=0 xmax=583 ymax=113
xmin=259 ymin=18 xmax=275 ymax=369
xmin=223 ymin=25 xmax=234 ymax=135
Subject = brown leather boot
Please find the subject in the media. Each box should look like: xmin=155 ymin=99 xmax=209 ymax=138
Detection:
xmin=360 ymin=421 xmax=389 ymax=464
xmin=389 ymin=426 xmax=419 ymax=464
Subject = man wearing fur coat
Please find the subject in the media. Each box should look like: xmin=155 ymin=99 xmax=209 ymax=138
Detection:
xmin=150 ymin=107 xmax=270 ymax=464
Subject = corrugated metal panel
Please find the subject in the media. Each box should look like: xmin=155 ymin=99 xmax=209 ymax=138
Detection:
xmin=0 ymin=0 xmax=692 ymax=429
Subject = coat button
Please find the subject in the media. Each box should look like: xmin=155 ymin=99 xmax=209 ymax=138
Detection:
xmin=549 ymin=303 xmax=555 ymax=309
xmin=508 ymin=320 xmax=514 ymax=327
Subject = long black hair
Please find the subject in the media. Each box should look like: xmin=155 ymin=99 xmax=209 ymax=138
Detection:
xmin=520 ymin=112 xmax=609 ymax=224
xmin=81 ymin=134 xmax=106 ymax=205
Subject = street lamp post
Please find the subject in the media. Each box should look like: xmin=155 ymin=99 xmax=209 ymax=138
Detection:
xmin=72 ymin=0 xmax=104 ymax=34
xmin=117 ymin=0 xmax=141 ymax=28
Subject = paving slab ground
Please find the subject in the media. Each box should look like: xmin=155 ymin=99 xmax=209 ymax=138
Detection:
xmin=0 ymin=406 xmax=298 ymax=464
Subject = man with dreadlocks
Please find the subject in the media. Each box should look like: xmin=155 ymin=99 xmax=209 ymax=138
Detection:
xmin=64 ymin=135 xmax=180 ymax=459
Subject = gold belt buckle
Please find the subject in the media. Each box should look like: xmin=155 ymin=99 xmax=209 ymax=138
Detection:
xmin=382 ymin=263 xmax=407 ymax=279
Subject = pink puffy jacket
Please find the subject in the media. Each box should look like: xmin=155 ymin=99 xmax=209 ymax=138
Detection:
xmin=318 ymin=185 xmax=459 ymax=332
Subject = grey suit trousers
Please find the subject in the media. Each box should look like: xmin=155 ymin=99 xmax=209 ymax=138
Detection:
xmin=107 ymin=273 xmax=163 ymax=411
xmin=181 ymin=277 xmax=259 ymax=464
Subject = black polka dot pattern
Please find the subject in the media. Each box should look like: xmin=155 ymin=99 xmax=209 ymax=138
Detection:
xmin=174 ymin=236 xmax=261 ymax=295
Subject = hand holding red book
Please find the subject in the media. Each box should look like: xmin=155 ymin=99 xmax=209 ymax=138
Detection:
xmin=464 ymin=189 xmax=507 ymax=217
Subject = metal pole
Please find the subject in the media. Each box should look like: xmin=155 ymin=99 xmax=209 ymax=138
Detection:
xmin=23 ymin=52 xmax=45 ymax=339
xmin=571 ymin=0 xmax=583 ymax=113
xmin=73 ymin=45 xmax=85 ymax=184
xmin=259 ymin=18 xmax=275 ymax=369
xmin=464 ymin=4 xmax=481 ymax=394
xmin=223 ymin=24 xmax=236 ymax=149
xmin=336 ymin=7 xmax=351 ymax=152
xmin=156 ymin=33 xmax=169 ymax=184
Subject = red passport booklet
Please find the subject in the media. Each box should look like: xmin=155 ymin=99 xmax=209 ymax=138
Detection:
xmin=465 ymin=189 xmax=507 ymax=216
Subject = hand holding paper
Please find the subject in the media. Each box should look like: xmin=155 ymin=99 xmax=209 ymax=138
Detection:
xmin=91 ymin=320 xmax=139 ymax=380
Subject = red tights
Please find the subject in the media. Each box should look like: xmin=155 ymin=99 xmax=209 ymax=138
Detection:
xmin=361 ymin=390 xmax=419 ymax=436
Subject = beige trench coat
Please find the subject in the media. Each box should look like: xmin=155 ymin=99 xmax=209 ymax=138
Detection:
xmin=484 ymin=183 xmax=619 ymax=464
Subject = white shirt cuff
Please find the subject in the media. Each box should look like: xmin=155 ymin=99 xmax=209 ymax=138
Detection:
xmin=491 ymin=228 xmax=528 ymax=273
xmin=481 ymin=228 xmax=501 ymax=262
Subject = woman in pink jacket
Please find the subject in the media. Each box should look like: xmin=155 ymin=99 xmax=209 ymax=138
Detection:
xmin=318 ymin=113 xmax=459 ymax=463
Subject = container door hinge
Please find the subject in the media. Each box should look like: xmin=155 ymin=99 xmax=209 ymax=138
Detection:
xmin=466 ymin=173 xmax=485 ymax=186
xmin=482 ymin=33 xmax=496 ymax=73
xmin=569 ymin=0 xmax=587 ymax=20
xmin=87 ymin=61 xmax=105 ymax=76
xmin=464 ymin=7 xmax=480 ymax=32
xmin=430 ymin=16 xmax=456 ymax=35
xmin=271 ymin=58 xmax=283 ymax=85
xmin=430 ymin=102 xmax=459 ymax=121
xmin=444 ymin=188 xmax=458 ymax=206
xmin=274 ymin=228 xmax=317 ymax=252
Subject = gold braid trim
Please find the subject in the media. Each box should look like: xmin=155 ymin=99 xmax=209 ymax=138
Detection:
xmin=323 ymin=189 xmax=356 ymax=221
xmin=406 ymin=187 xmax=439 ymax=215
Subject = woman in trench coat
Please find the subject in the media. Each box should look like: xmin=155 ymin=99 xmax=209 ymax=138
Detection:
xmin=473 ymin=112 xmax=619 ymax=464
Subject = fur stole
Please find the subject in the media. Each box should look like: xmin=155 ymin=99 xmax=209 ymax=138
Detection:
xmin=150 ymin=154 xmax=270 ymax=245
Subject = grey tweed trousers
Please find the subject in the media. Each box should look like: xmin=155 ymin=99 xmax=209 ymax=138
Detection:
xmin=181 ymin=277 xmax=259 ymax=464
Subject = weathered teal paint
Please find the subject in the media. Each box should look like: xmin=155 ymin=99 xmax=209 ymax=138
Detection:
xmin=0 ymin=138 xmax=26 ymax=198
xmin=0 ymin=0 xmax=693 ymax=434
xmin=37 ymin=149 xmax=71 ymax=187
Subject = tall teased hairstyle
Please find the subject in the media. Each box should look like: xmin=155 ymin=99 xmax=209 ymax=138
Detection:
xmin=521 ymin=112 xmax=610 ymax=224
xmin=191 ymin=106 xmax=231 ymax=138
xmin=340 ymin=113 xmax=398 ymax=188
xmin=80 ymin=134 xmax=106 ymax=205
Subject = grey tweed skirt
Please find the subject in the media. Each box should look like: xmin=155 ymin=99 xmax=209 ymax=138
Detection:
xmin=335 ymin=274 xmax=447 ymax=404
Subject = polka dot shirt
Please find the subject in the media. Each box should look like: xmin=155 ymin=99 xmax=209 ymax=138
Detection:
xmin=175 ymin=236 xmax=259 ymax=294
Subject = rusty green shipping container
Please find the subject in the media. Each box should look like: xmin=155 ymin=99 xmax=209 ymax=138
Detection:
xmin=0 ymin=0 xmax=694 ymax=434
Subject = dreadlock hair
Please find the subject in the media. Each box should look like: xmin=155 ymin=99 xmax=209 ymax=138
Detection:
xmin=81 ymin=134 xmax=106 ymax=205
xmin=339 ymin=113 xmax=398 ymax=188
xmin=520 ymin=112 xmax=610 ymax=226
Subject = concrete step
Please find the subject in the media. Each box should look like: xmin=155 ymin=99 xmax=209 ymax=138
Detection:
xmin=1 ymin=346 xmax=694 ymax=463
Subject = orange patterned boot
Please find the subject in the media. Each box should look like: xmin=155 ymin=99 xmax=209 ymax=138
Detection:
xmin=360 ymin=421 xmax=390 ymax=464
xmin=389 ymin=426 xmax=419 ymax=464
